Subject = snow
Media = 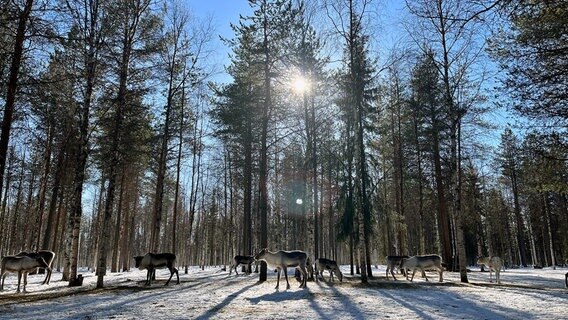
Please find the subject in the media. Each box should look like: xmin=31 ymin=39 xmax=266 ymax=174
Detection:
xmin=1 ymin=265 xmax=566 ymax=319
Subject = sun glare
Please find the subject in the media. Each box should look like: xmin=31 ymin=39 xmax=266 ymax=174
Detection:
xmin=292 ymin=76 xmax=310 ymax=93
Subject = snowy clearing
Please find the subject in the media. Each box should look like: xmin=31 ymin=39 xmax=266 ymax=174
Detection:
xmin=0 ymin=265 xmax=566 ymax=319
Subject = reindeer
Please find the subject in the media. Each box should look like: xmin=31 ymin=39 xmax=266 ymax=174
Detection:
xmin=229 ymin=255 xmax=254 ymax=276
xmin=565 ymin=272 xmax=567 ymax=288
xmin=295 ymin=257 xmax=316 ymax=282
xmin=254 ymin=248 xmax=308 ymax=289
xmin=477 ymin=256 xmax=503 ymax=284
xmin=385 ymin=255 xmax=409 ymax=280
xmin=1 ymin=255 xmax=51 ymax=293
xmin=401 ymin=255 xmax=444 ymax=282
xmin=17 ymin=250 xmax=55 ymax=285
xmin=133 ymin=253 xmax=179 ymax=286
xmin=315 ymin=258 xmax=343 ymax=282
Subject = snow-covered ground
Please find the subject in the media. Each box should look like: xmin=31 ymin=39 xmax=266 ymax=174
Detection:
xmin=1 ymin=264 xmax=566 ymax=319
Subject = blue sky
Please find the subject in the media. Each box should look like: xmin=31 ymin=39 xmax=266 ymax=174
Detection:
xmin=187 ymin=0 xmax=252 ymax=39
xmin=186 ymin=0 xmax=253 ymax=83
xmin=185 ymin=0 xmax=405 ymax=84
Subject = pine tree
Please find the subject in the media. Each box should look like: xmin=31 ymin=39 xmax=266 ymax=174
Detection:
xmin=497 ymin=128 xmax=528 ymax=266
xmin=490 ymin=1 xmax=567 ymax=127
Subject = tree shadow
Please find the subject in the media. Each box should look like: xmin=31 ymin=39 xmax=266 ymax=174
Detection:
xmin=195 ymin=283 xmax=256 ymax=320
xmin=378 ymin=285 xmax=535 ymax=320
xmin=305 ymin=280 xmax=366 ymax=319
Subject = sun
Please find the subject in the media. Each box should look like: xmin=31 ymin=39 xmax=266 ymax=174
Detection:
xmin=292 ymin=75 xmax=310 ymax=94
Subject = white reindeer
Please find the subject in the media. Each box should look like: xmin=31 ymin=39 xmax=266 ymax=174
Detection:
xmin=1 ymin=255 xmax=51 ymax=293
xmin=477 ymin=256 xmax=502 ymax=284
xmin=315 ymin=258 xmax=343 ymax=282
xmin=254 ymin=248 xmax=308 ymax=289
xmin=401 ymin=255 xmax=444 ymax=282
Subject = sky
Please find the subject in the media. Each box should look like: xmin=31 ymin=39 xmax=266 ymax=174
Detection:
xmin=180 ymin=0 xmax=511 ymax=154
xmin=184 ymin=0 xmax=407 ymax=84
xmin=185 ymin=0 xmax=254 ymax=83
xmin=187 ymin=0 xmax=252 ymax=38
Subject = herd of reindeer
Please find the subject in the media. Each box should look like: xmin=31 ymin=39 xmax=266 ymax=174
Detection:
xmin=1 ymin=249 xmax=567 ymax=294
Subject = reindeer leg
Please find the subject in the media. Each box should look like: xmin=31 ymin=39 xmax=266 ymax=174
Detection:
xmin=284 ymin=268 xmax=290 ymax=290
xmin=165 ymin=268 xmax=174 ymax=286
xmin=146 ymin=268 xmax=153 ymax=286
xmin=42 ymin=269 xmax=49 ymax=285
xmin=410 ymin=269 xmax=416 ymax=281
xmin=422 ymin=267 xmax=429 ymax=281
xmin=16 ymin=271 xmax=22 ymax=293
xmin=496 ymin=269 xmax=500 ymax=284
xmin=275 ymin=268 xmax=281 ymax=289
xmin=23 ymin=272 xmax=28 ymax=293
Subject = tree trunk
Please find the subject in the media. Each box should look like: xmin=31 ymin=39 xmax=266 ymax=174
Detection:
xmin=543 ymin=193 xmax=556 ymax=269
xmin=111 ymin=172 xmax=125 ymax=272
xmin=9 ymin=158 xmax=25 ymax=251
xmin=258 ymin=6 xmax=272 ymax=282
xmin=97 ymin=17 xmax=132 ymax=287
xmin=33 ymin=124 xmax=53 ymax=250
xmin=0 ymin=150 xmax=13 ymax=255
xmin=511 ymin=168 xmax=528 ymax=266
xmin=243 ymin=122 xmax=252 ymax=256
xmin=455 ymin=122 xmax=468 ymax=282
xmin=172 ymin=84 xmax=185 ymax=255
xmin=43 ymin=140 xmax=67 ymax=251
xmin=431 ymin=122 xmax=452 ymax=267
xmin=66 ymin=0 xmax=101 ymax=283
xmin=0 ymin=0 xmax=34 ymax=199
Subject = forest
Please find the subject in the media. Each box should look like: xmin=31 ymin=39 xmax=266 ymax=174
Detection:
xmin=0 ymin=0 xmax=566 ymax=288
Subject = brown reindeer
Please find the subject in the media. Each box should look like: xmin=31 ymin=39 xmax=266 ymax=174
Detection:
xmin=134 ymin=253 xmax=179 ymax=286
xmin=229 ymin=255 xmax=254 ymax=276
xmin=385 ymin=255 xmax=409 ymax=280
xmin=315 ymin=258 xmax=343 ymax=282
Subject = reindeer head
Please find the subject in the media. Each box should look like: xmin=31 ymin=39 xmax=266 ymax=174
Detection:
xmin=133 ymin=256 xmax=144 ymax=268
xmin=476 ymin=256 xmax=488 ymax=265
xmin=254 ymin=248 xmax=268 ymax=261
